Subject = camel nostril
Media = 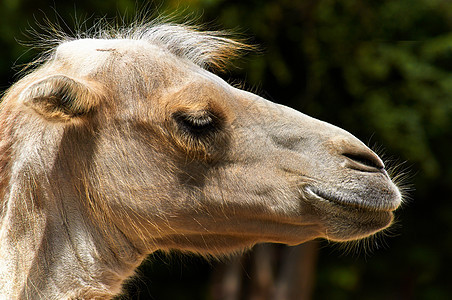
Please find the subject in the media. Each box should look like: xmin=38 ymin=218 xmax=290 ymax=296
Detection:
xmin=343 ymin=152 xmax=385 ymax=172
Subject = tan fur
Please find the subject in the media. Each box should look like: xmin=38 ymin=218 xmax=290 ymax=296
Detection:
xmin=0 ymin=23 xmax=402 ymax=299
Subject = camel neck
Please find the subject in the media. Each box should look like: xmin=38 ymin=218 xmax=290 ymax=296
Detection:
xmin=0 ymin=190 xmax=145 ymax=299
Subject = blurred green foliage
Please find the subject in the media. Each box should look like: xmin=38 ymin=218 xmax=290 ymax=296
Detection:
xmin=1 ymin=0 xmax=452 ymax=299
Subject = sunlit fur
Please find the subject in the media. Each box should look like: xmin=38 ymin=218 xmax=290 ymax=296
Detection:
xmin=0 ymin=21 xmax=403 ymax=299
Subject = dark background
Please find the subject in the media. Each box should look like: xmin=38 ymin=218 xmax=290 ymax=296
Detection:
xmin=1 ymin=0 xmax=451 ymax=299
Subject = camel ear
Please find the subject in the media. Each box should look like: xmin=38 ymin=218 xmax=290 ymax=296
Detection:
xmin=21 ymin=75 xmax=99 ymax=122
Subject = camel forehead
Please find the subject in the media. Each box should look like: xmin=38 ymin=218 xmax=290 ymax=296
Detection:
xmin=54 ymin=39 xmax=164 ymax=74
xmin=57 ymin=38 xmax=154 ymax=55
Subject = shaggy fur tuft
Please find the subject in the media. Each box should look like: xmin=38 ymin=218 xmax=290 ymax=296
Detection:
xmin=23 ymin=16 xmax=253 ymax=73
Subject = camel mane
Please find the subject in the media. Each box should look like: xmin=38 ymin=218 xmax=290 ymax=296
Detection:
xmin=28 ymin=20 xmax=252 ymax=72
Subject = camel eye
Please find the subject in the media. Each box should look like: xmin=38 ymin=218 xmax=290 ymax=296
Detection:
xmin=173 ymin=110 xmax=219 ymax=136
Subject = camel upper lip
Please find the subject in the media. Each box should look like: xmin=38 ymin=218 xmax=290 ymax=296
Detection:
xmin=306 ymin=186 xmax=397 ymax=212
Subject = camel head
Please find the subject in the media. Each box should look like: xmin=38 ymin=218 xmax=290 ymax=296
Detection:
xmin=0 ymin=23 xmax=402 ymax=298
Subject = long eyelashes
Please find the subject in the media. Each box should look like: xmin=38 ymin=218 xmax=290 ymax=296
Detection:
xmin=173 ymin=110 xmax=221 ymax=136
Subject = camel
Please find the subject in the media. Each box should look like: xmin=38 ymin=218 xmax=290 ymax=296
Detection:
xmin=0 ymin=23 xmax=402 ymax=299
